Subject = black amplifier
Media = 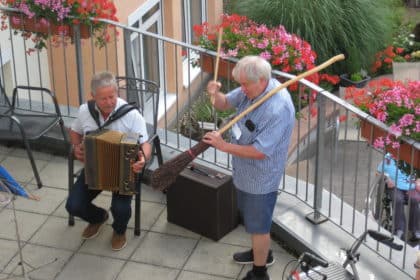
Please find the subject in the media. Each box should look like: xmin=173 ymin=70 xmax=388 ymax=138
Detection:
xmin=167 ymin=163 xmax=239 ymax=241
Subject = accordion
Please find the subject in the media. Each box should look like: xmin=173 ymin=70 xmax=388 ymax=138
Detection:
xmin=84 ymin=129 xmax=140 ymax=195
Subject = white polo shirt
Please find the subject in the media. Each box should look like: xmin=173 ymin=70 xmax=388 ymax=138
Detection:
xmin=71 ymin=98 xmax=149 ymax=144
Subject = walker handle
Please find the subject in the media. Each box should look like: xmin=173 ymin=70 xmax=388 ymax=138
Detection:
xmin=368 ymin=230 xmax=403 ymax=251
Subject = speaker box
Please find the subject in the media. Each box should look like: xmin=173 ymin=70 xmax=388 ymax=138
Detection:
xmin=167 ymin=163 xmax=238 ymax=241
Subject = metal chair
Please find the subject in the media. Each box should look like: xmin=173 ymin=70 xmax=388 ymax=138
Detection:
xmin=68 ymin=77 xmax=163 ymax=236
xmin=0 ymin=82 xmax=69 ymax=188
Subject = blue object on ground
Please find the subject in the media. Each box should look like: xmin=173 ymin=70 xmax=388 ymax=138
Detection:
xmin=0 ymin=166 xmax=29 ymax=198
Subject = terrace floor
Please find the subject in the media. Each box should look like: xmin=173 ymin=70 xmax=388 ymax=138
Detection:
xmin=0 ymin=144 xmax=296 ymax=280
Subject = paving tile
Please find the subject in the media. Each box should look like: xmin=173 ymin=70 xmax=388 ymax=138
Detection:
xmin=0 ymin=273 xmax=25 ymax=279
xmin=0 ymin=209 xmax=47 ymax=241
xmin=117 ymin=262 xmax=179 ymax=280
xmin=184 ymin=240 xmax=244 ymax=279
xmin=151 ymin=209 xmax=201 ymax=239
xmin=178 ymin=271 xmax=235 ymax=280
xmin=1 ymin=156 xmax=49 ymax=183
xmin=12 ymin=186 xmax=66 ymax=215
xmin=127 ymin=201 xmax=165 ymax=230
xmin=79 ymin=225 xmax=144 ymax=259
xmin=56 ymin=253 xmax=125 ymax=280
xmin=52 ymin=200 xmax=73 ymax=219
xmin=216 ymin=225 xmax=250 ymax=248
xmin=2 ymin=243 xmax=73 ymax=280
xmin=29 ymin=216 xmax=84 ymax=250
xmin=0 ymin=239 xmax=19 ymax=271
xmin=141 ymin=184 xmax=166 ymax=204
xmin=37 ymin=160 xmax=70 ymax=189
xmin=131 ymin=231 xmax=198 ymax=269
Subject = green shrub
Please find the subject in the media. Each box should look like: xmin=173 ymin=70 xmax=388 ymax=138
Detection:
xmin=230 ymin=0 xmax=399 ymax=74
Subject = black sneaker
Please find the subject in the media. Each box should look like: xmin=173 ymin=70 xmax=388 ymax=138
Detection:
xmin=242 ymin=270 xmax=270 ymax=280
xmin=233 ymin=249 xmax=275 ymax=266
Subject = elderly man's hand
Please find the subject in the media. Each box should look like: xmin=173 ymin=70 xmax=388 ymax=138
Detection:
xmin=73 ymin=143 xmax=85 ymax=163
xmin=203 ymin=131 xmax=225 ymax=151
xmin=132 ymin=151 xmax=146 ymax=174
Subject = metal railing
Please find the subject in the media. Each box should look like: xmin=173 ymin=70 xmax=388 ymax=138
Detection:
xmin=0 ymin=7 xmax=418 ymax=278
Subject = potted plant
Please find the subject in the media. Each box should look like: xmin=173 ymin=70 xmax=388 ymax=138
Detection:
xmin=339 ymin=69 xmax=371 ymax=88
xmin=193 ymin=13 xmax=339 ymax=112
xmin=344 ymin=78 xmax=420 ymax=170
xmin=372 ymin=23 xmax=420 ymax=81
xmin=0 ymin=0 xmax=118 ymax=51
xmin=392 ymin=50 xmax=420 ymax=81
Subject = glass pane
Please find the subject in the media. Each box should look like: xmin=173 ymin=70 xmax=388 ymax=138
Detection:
xmin=190 ymin=0 xmax=202 ymax=43
xmin=143 ymin=23 xmax=159 ymax=84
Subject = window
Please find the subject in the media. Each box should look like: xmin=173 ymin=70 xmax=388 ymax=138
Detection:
xmin=181 ymin=0 xmax=207 ymax=86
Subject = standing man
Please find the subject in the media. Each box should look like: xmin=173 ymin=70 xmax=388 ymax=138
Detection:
xmin=66 ymin=71 xmax=151 ymax=251
xmin=203 ymin=56 xmax=295 ymax=280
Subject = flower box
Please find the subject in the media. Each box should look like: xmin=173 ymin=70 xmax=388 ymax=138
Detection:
xmin=9 ymin=14 xmax=90 ymax=39
xmin=392 ymin=61 xmax=420 ymax=82
xmin=2 ymin=1 xmax=118 ymax=50
xmin=360 ymin=120 xmax=420 ymax=169
xmin=339 ymin=74 xmax=371 ymax=88
xmin=201 ymin=54 xmax=235 ymax=80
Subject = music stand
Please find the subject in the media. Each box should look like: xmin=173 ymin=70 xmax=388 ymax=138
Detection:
xmin=0 ymin=175 xmax=56 ymax=280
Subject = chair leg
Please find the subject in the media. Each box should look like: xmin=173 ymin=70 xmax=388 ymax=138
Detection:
xmin=134 ymin=183 xmax=141 ymax=236
xmin=154 ymin=136 xmax=163 ymax=165
xmin=22 ymin=138 xmax=42 ymax=188
xmin=68 ymin=149 xmax=75 ymax=226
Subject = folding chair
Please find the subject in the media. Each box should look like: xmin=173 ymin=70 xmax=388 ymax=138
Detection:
xmin=0 ymin=82 xmax=69 ymax=188
xmin=68 ymin=77 xmax=163 ymax=236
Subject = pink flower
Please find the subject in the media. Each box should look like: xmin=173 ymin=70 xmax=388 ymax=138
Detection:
xmin=374 ymin=137 xmax=385 ymax=149
xmin=346 ymin=79 xmax=420 ymax=149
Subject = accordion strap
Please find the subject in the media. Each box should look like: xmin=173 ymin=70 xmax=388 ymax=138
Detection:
xmin=88 ymin=100 xmax=138 ymax=130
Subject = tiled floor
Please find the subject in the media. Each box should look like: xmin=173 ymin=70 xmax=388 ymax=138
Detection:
xmin=0 ymin=144 xmax=296 ymax=280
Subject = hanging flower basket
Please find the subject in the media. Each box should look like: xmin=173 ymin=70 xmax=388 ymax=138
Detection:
xmin=9 ymin=13 xmax=91 ymax=39
xmin=360 ymin=120 xmax=420 ymax=169
xmin=1 ymin=1 xmax=119 ymax=51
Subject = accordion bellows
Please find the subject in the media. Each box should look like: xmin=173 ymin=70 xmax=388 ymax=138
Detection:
xmin=84 ymin=130 xmax=139 ymax=195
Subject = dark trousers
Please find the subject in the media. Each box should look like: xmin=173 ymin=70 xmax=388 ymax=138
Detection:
xmin=392 ymin=188 xmax=419 ymax=233
xmin=66 ymin=169 xmax=132 ymax=234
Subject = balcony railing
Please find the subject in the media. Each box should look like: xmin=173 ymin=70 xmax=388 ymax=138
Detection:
xmin=0 ymin=8 xmax=418 ymax=278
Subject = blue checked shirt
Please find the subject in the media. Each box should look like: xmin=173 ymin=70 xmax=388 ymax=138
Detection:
xmin=226 ymin=78 xmax=295 ymax=194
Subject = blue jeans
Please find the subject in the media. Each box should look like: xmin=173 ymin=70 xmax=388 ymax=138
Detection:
xmin=236 ymin=188 xmax=278 ymax=234
xmin=66 ymin=169 xmax=132 ymax=234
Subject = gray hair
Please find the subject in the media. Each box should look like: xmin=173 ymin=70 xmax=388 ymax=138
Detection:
xmin=232 ymin=56 xmax=272 ymax=83
xmin=91 ymin=71 xmax=117 ymax=95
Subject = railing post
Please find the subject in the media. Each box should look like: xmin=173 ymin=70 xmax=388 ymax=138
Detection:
xmin=306 ymin=93 xmax=328 ymax=224
xmin=74 ymin=24 xmax=85 ymax=105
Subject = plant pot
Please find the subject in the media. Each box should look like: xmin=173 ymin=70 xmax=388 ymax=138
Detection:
xmin=339 ymin=74 xmax=371 ymax=88
xmin=201 ymin=54 xmax=236 ymax=80
xmin=9 ymin=13 xmax=91 ymax=39
xmin=392 ymin=61 xmax=420 ymax=82
xmin=360 ymin=120 xmax=419 ymax=169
